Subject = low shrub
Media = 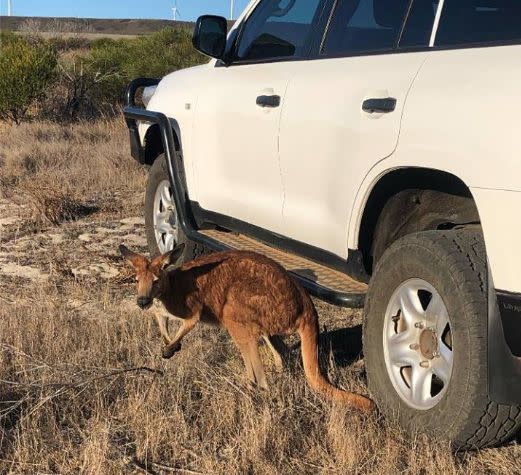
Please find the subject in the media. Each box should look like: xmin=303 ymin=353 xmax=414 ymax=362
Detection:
xmin=0 ymin=28 xmax=204 ymax=123
xmin=24 ymin=174 xmax=99 ymax=225
xmin=88 ymin=28 xmax=205 ymax=106
xmin=0 ymin=34 xmax=57 ymax=124
xmin=48 ymin=35 xmax=92 ymax=53
xmin=43 ymin=58 xmax=118 ymax=121
xmin=0 ymin=119 xmax=146 ymax=222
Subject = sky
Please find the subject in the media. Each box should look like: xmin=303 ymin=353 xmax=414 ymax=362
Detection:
xmin=0 ymin=0 xmax=252 ymax=21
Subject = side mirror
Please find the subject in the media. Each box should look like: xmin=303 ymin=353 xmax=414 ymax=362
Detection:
xmin=193 ymin=15 xmax=228 ymax=60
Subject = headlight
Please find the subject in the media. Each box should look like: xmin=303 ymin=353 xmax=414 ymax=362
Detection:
xmin=142 ymin=85 xmax=158 ymax=108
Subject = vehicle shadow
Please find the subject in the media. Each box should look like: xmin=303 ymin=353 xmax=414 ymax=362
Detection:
xmin=319 ymin=325 xmax=364 ymax=367
xmin=286 ymin=268 xmax=364 ymax=367
xmin=287 ymin=325 xmax=363 ymax=369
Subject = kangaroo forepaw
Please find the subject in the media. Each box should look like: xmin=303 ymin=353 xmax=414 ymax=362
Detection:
xmin=162 ymin=341 xmax=182 ymax=359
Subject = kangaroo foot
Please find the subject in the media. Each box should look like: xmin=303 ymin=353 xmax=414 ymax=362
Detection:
xmin=162 ymin=341 xmax=182 ymax=359
xmin=356 ymin=396 xmax=377 ymax=414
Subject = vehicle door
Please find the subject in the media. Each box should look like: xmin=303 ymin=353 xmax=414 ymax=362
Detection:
xmin=278 ymin=0 xmax=437 ymax=256
xmin=192 ymin=0 xmax=328 ymax=234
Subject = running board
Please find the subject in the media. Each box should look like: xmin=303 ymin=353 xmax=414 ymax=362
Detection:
xmin=200 ymin=229 xmax=367 ymax=308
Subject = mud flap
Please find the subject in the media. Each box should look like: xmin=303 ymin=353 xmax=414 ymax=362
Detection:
xmin=488 ymin=267 xmax=521 ymax=404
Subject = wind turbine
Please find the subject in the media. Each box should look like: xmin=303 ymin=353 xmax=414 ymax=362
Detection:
xmin=7 ymin=0 xmax=13 ymax=16
xmin=230 ymin=0 xmax=235 ymax=20
xmin=172 ymin=0 xmax=180 ymax=21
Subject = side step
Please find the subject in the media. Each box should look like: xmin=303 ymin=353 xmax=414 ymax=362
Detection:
xmin=200 ymin=230 xmax=367 ymax=308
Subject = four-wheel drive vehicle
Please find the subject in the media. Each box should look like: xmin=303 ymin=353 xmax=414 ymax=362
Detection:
xmin=124 ymin=0 xmax=521 ymax=449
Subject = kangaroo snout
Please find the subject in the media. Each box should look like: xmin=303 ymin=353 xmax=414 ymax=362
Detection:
xmin=137 ymin=296 xmax=153 ymax=309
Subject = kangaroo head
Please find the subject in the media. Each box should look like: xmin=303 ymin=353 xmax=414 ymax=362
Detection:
xmin=119 ymin=243 xmax=185 ymax=309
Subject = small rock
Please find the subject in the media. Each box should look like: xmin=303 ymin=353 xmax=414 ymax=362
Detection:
xmin=0 ymin=262 xmax=48 ymax=281
xmin=120 ymin=217 xmax=144 ymax=226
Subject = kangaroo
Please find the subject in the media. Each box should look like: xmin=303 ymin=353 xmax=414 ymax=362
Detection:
xmin=119 ymin=243 xmax=375 ymax=413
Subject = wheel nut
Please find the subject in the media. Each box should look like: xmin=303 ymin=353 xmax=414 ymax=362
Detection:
xmin=409 ymin=343 xmax=420 ymax=350
xmin=420 ymin=361 xmax=430 ymax=368
xmin=415 ymin=322 xmax=424 ymax=329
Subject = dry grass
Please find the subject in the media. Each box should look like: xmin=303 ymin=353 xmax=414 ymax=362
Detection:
xmin=0 ymin=118 xmax=146 ymax=226
xmin=17 ymin=18 xmax=95 ymax=36
xmin=1 ymin=120 xmax=521 ymax=474
xmin=1 ymin=16 xmax=194 ymax=36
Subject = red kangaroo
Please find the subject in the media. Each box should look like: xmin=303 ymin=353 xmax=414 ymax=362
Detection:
xmin=120 ymin=243 xmax=375 ymax=413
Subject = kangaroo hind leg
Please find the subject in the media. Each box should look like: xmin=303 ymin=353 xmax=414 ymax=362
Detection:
xmin=231 ymin=338 xmax=267 ymax=390
xmin=227 ymin=325 xmax=268 ymax=389
xmin=223 ymin=300 xmax=268 ymax=390
xmin=263 ymin=335 xmax=289 ymax=372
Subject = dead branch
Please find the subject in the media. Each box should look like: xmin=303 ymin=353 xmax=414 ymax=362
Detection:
xmin=0 ymin=366 xmax=163 ymax=392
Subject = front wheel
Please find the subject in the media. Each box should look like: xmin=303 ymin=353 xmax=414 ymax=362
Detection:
xmin=363 ymin=229 xmax=521 ymax=449
xmin=144 ymin=154 xmax=207 ymax=260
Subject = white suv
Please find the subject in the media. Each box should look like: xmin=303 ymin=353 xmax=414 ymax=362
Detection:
xmin=124 ymin=0 xmax=521 ymax=448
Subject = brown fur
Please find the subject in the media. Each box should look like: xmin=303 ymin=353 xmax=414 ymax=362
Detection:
xmin=120 ymin=244 xmax=375 ymax=413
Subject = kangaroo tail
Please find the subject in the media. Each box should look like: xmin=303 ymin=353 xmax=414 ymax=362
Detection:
xmin=298 ymin=294 xmax=375 ymax=413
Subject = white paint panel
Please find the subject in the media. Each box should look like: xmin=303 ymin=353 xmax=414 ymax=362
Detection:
xmin=191 ymin=62 xmax=291 ymax=232
xmin=395 ymin=45 xmax=521 ymax=192
xmin=279 ymin=53 xmax=427 ymax=256
xmin=471 ymin=187 xmax=521 ymax=293
xmin=145 ymin=65 xmax=211 ymax=202
xmin=350 ymin=45 xmax=521 ymax=244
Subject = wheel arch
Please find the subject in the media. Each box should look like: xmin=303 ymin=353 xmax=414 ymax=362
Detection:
xmin=142 ymin=122 xmax=182 ymax=166
xmin=355 ymin=167 xmax=482 ymax=274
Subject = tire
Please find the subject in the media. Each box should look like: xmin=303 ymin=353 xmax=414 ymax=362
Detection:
xmin=363 ymin=229 xmax=521 ymax=449
xmin=144 ymin=154 xmax=207 ymax=261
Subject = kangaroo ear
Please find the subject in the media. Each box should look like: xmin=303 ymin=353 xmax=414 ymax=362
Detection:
xmin=153 ymin=243 xmax=186 ymax=272
xmin=119 ymin=244 xmax=142 ymax=266
xmin=169 ymin=242 xmax=186 ymax=265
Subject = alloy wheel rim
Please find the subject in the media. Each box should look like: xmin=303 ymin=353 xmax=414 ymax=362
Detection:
xmin=383 ymin=278 xmax=453 ymax=410
xmin=153 ymin=180 xmax=178 ymax=254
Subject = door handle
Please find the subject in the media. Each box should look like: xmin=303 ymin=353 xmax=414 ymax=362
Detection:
xmin=256 ymin=95 xmax=281 ymax=108
xmin=362 ymin=97 xmax=397 ymax=114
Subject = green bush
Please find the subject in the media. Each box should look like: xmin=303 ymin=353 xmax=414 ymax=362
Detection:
xmin=0 ymin=34 xmax=57 ymax=124
xmin=88 ymin=28 xmax=205 ymax=106
xmin=0 ymin=28 xmax=204 ymax=123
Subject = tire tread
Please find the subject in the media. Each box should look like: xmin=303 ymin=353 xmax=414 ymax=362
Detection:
xmin=445 ymin=230 xmax=521 ymax=449
xmin=364 ymin=228 xmax=521 ymax=449
xmin=145 ymin=154 xmax=209 ymax=261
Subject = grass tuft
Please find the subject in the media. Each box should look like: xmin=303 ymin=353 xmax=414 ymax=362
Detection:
xmin=0 ymin=118 xmax=146 ymax=226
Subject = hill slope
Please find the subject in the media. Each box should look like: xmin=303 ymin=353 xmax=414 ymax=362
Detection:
xmin=0 ymin=16 xmax=194 ymax=36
